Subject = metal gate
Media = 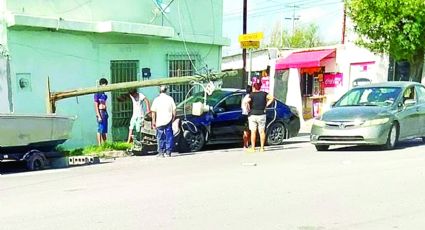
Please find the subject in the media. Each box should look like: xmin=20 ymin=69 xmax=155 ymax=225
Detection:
xmin=110 ymin=60 xmax=139 ymax=141
xmin=167 ymin=54 xmax=199 ymax=104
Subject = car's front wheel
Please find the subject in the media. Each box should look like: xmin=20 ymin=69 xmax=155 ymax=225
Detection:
xmin=315 ymin=145 xmax=329 ymax=151
xmin=382 ymin=123 xmax=398 ymax=150
xmin=183 ymin=130 xmax=205 ymax=152
xmin=267 ymin=122 xmax=286 ymax=145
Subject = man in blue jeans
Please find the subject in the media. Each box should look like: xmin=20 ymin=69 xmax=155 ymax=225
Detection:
xmin=94 ymin=78 xmax=109 ymax=146
xmin=151 ymin=85 xmax=176 ymax=157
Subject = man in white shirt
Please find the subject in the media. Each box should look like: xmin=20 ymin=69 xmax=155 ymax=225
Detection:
xmin=151 ymin=85 xmax=176 ymax=157
xmin=117 ymin=89 xmax=150 ymax=143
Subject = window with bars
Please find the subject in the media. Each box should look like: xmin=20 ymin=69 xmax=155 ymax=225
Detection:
xmin=167 ymin=54 xmax=199 ymax=104
xmin=110 ymin=60 xmax=139 ymax=140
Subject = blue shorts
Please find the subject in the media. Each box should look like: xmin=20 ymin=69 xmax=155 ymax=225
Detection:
xmin=97 ymin=110 xmax=108 ymax=134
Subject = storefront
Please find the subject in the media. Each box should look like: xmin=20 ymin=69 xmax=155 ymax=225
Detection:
xmin=275 ymin=49 xmax=340 ymax=120
xmin=222 ymin=44 xmax=389 ymax=123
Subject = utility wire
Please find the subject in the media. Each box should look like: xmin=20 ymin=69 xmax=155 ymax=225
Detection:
xmin=224 ymin=0 xmax=341 ymax=18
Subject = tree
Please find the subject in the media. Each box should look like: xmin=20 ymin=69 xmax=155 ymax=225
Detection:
xmin=347 ymin=0 xmax=425 ymax=82
xmin=267 ymin=23 xmax=323 ymax=48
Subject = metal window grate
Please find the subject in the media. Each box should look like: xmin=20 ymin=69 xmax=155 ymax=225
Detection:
xmin=167 ymin=53 xmax=199 ymax=104
xmin=110 ymin=60 xmax=139 ymax=131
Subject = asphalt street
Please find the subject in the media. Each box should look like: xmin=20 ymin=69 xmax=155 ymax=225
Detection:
xmin=2 ymin=138 xmax=425 ymax=230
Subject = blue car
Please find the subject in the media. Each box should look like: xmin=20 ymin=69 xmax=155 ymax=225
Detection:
xmin=176 ymin=89 xmax=300 ymax=152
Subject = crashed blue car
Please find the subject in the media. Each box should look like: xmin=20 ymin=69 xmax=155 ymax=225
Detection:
xmin=174 ymin=88 xmax=300 ymax=152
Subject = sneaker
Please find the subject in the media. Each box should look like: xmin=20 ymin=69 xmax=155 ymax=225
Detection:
xmin=166 ymin=151 xmax=172 ymax=157
xmin=156 ymin=153 xmax=164 ymax=158
xmin=259 ymin=148 xmax=265 ymax=152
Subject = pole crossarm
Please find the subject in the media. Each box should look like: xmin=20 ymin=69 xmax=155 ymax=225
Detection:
xmin=47 ymin=71 xmax=238 ymax=113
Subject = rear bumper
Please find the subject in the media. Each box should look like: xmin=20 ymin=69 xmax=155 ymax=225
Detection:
xmin=287 ymin=116 xmax=301 ymax=138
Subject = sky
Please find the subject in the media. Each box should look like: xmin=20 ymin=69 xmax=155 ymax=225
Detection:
xmin=222 ymin=0 xmax=345 ymax=56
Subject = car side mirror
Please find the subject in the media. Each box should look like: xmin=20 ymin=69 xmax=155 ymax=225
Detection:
xmin=404 ymin=99 xmax=416 ymax=107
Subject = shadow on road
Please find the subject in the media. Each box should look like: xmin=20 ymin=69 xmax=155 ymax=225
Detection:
xmin=326 ymin=139 xmax=425 ymax=152
xmin=0 ymin=160 xmax=112 ymax=175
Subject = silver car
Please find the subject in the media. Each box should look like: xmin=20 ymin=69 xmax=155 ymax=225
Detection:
xmin=311 ymin=82 xmax=425 ymax=151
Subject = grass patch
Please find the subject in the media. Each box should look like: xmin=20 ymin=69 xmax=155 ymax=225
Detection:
xmin=58 ymin=142 xmax=132 ymax=157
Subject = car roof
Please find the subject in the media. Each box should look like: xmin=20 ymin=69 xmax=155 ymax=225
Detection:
xmin=355 ymin=81 xmax=422 ymax=89
xmin=219 ymin=88 xmax=245 ymax=92
xmin=214 ymin=88 xmax=246 ymax=95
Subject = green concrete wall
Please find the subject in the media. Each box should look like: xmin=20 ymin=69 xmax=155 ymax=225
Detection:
xmin=5 ymin=0 xmax=225 ymax=148
xmin=8 ymin=29 xmax=221 ymax=148
xmin=6 ymin=0 xmax=224 ymax=42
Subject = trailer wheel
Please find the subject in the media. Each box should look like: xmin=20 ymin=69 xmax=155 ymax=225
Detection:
xmin=26 ymin=152 xmax=45 ymax=171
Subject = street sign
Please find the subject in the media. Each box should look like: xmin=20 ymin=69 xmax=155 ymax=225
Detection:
xmin=240 ymin=40 xmax=260 ymax=49
xmin=238 ymin=32 xmax=264 ymax=42
xmin=238 ymin=32 xmax=264 ymax=82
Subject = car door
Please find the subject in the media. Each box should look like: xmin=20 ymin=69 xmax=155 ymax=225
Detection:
xmin=397 ymin=86 xmax=420 ymax=139
xmin=415 ymin=85 xmax=425 ymax=137
xmin=210 ymin=93 xmax=244 ymax=141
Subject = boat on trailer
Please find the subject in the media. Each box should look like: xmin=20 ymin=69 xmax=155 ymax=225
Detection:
xmin=0 ymin=113 xmax=76 ymax=170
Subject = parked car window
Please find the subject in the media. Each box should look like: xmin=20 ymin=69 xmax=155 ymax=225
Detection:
xmin=217 ymin=94 xmax=242 ymax=112
xmin=402 ymin=87 xmax=416 ymax=103
xmin=177 ymin=90 xmax=228 ymax=109
xmin=337 ymin=87 xmax=402 ymax=107
xmin=415 ymin=85 xmax=425 ymax=104
xmin=338 ymin=89 xmax=361 ymax=106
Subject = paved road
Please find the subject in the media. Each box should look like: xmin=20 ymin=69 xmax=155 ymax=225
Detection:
xmin=2 ymin=139 xmax=425 ymax=230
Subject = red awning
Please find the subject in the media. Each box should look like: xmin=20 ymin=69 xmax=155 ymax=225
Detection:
xmin=275 ymin=49 xmax=336 ymax=70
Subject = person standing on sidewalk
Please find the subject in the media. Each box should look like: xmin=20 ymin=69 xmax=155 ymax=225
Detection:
xmin=117 ymin=88 xmax=151 ymax=143
xmin=151 ymin=85 xmax=176 ymax=157
xmin=94 ymin=78 xmax=109 ymax=146
xmin=247 ymin=82 xmax=274 ymax=152
xmin=241 ymin=84 xmax=252 ymax=149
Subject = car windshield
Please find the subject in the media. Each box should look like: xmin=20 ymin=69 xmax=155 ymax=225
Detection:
xmin=336 ymin=87 xmax=402 ymax=107
xmin=177 ymin=90 xmax=230 ymax=108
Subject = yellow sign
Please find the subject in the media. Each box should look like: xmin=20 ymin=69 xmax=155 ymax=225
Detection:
xmin=238 ymin=32 xmax=264 ymax=42
xmin=240 ymin=41 xmax=260 ymax=49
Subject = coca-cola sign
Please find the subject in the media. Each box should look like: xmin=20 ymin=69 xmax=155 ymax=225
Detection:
xmin=324 ymin=73 xmax=343 ymax=88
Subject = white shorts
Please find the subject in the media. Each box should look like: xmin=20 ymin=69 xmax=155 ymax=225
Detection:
xmin=248 ymin=114 xmax=266 ymax=131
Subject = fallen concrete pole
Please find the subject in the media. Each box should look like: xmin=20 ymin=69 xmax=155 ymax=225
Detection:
xmin=47 ymin=70 xmax=238 ymax=113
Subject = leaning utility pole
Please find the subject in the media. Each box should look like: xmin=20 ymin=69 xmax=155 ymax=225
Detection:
xmin=242 ymin=0 xmax=247 ymax=83
xmin=46 ymin=71 xmax=238 ymax=113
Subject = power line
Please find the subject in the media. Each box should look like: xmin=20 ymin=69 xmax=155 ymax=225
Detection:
xmin=224 ymin=1 xmax=342 ymax=19
xmin=224 ymin=0 xmax=332 ymax=16
xmin=224 ymin=0 xmax=342 ymax=18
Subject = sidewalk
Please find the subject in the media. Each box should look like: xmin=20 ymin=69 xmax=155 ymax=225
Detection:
xmin=282 ymin=118 xmax=313 ymax=144
xmin=299 ymin=118 xmax=314 ymax=135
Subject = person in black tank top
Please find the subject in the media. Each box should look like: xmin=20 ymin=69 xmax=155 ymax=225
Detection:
xmin=249 ymin=91 xmax=268 ymax=115
xmin=246 ymin=82 xmax=274 ymax=152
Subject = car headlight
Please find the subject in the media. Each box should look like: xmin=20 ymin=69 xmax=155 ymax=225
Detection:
xmin=362 ymin=118 xmax=390 ymax=126
xmin=313 ymin=119 xmax=326 ymax=127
